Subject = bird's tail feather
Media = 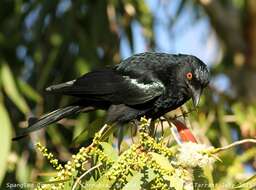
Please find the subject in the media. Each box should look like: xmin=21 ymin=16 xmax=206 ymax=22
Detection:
xmin=12 ymin=105 xmax=83 ymax=141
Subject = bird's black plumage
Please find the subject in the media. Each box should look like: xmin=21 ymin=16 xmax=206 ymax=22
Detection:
xmin=13 ymin=52 xmax=210 ymax=140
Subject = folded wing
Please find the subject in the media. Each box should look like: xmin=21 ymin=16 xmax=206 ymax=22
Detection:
xmin=46 ymin=68 xmax=165 ymax=105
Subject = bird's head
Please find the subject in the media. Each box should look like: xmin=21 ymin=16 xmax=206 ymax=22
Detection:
xmin=176 ymin=54 xmax=210 ymax=107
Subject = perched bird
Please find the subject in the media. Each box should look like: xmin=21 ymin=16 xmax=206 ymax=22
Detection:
xmin=13 ymin=52 xmax=209 ymax=140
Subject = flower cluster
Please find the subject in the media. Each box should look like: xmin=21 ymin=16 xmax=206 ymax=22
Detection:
xmin=35 ymin=138 xmax=114 ymax=189
xmin=34 ymin=117 xmax=217 ymax=190
xmin=36 ymin=143 xmax=63 ymax=171
xmin=177 ymin=142 xmax=216 ymax=167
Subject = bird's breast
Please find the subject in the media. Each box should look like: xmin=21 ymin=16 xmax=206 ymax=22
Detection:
xmin=148 ymin=94 xmax=189 ymax=118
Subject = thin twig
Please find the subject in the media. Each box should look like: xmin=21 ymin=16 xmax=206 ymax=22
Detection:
xmin=213 ymin=139 xmax=256 ymax=154
xmin=98 ymin=124 xmax=114 ymax=142
xmin=98 ymin=124 xmax=109 ymax=137
xmin=72 ymin=163 xmax=103 ymax=190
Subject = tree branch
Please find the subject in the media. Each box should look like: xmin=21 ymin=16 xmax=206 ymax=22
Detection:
xmin=212 ymin=139 xmax=256 ymax=154
xmin=72 ymin=163 xmax=103 ymax=190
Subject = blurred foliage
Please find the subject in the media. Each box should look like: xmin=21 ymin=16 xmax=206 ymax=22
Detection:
xmin=0 ymin=0 xmax=255 ymax=189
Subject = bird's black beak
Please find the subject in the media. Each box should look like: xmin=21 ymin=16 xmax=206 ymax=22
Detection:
xmin=187 ymin=80 xmax=202 ymax=107
xmin=192 ymin=88 xmax=201 ymax=107
xmin=188 ymin=84 xmax=202 ymax=107
xmin=191 ymin=87 xmax=202 ymax=107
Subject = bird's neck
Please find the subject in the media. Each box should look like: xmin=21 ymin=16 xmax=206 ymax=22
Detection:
xmin=153 ymin=90 xmax=189 ymax=115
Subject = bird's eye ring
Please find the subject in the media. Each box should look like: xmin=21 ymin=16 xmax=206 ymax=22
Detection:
xmin=186 ymin=72 xmax=193 ymax=80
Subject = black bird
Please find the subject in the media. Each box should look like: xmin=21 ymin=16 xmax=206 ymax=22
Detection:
xmin=13 ymin=52 xmax=209 ymax=140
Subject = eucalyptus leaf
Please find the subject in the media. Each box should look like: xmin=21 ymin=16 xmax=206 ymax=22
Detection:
xmin=163 ymin=174 xmax=184 ymax=190
xmin=193 ymin=166 xmax=210 ymax=190
xmin=1 ymin=63 xmax=30 ymax=114
xmin=17 ymin=79 xmax=42 ymax=103
xmin=85 ymin=174 xmax=113 ymax=190
xmin=149 ymin=152 xmax=174 ymax=171
xmin=235 ymin=174 xmax=256 ymax=189
xmin=0 ymin=101 xmax=12 ymax=184
xmin=71 ymin=117 xmax=105 ymax=146
xmin=100 ymin=142 xmax=118 ymax=162
xmin=16 ymin=154 xmax=30 ymax=183
xmin=122 ymin=171 xmax=143 ymax=190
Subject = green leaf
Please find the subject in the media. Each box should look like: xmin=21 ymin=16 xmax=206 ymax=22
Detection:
xmin=235 ymin=174 xmax=256 ymax=189
xmin=1 ymin=63 xmax=30 ymax=114
xmin=72 ymin=114 xmax=89 ymax=140
xmin=75 ymin=57 xmax=90 ymax=75
xmin=71 ymin=117 xmax=105 ymax=146
xmin=85 ymin=174 xmax=113 ymax=190
xmin=163 ymin=174 xmax=184 ymax=190
xmin=64 ymin=180 xmax=72 ymax=190
xmin=17 ymin=79 xmax=42 ymax=103
xmin=123 ymin=171 xmax=143 ymax=190
xmin=122 ymin=169 xmax=157 ymax=190
xmin=193 ymin=166 xmax=210 ymax=190
xmin=37 ymin=49 xmax=58 ymax=90
xmin=0 ymin=101 xmax=12 ymax=184
xmin=149 ymin=152 xmax=174 ymax=171
xmin=218 ymin=105 xmax=232 ymax=143
xmin=100 ymin=142 xmax=118 ymax=161
xmin=16 ymin=154 xmax=30 ymax=183
xmin=146 ymin=168 xmax=157 ymax=182
xmin=50 ymin=33 xmax=62 ymax=47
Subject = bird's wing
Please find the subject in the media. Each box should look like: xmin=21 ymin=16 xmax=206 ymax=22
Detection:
xmin=46 ymin=68 xmax=165 ymax=105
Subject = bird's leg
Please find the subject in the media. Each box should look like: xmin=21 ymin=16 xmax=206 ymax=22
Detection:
xmin=160 ymin=118 xmax=164 ymax=137
xmin=130 ymin=126 xmax=134 ymax=144
xmin=149 ymin=119 xmax=156 ymax=137
xmin=131 ymin=119 xmax=140 ymax=129
xmin=169 ymin=108 xmax=196 ymax=121
xmin=179 ymin=106 xmax=189 ymax=128
xmin=153 ymin=120 xmax=160 ymax=138
xmin=117 ymin=126 xmax=124 ymax=153
xmin=159 ymin=116 xmax=167 ymax=137
xmin=180 ymin=106 xmax=187 ymax=117
xmin=130 ymin=120 xmax=139 ymax=143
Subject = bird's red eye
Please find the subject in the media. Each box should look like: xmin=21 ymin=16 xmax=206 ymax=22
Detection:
xmin=186 ymin=72 xmax=193 ymax=80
